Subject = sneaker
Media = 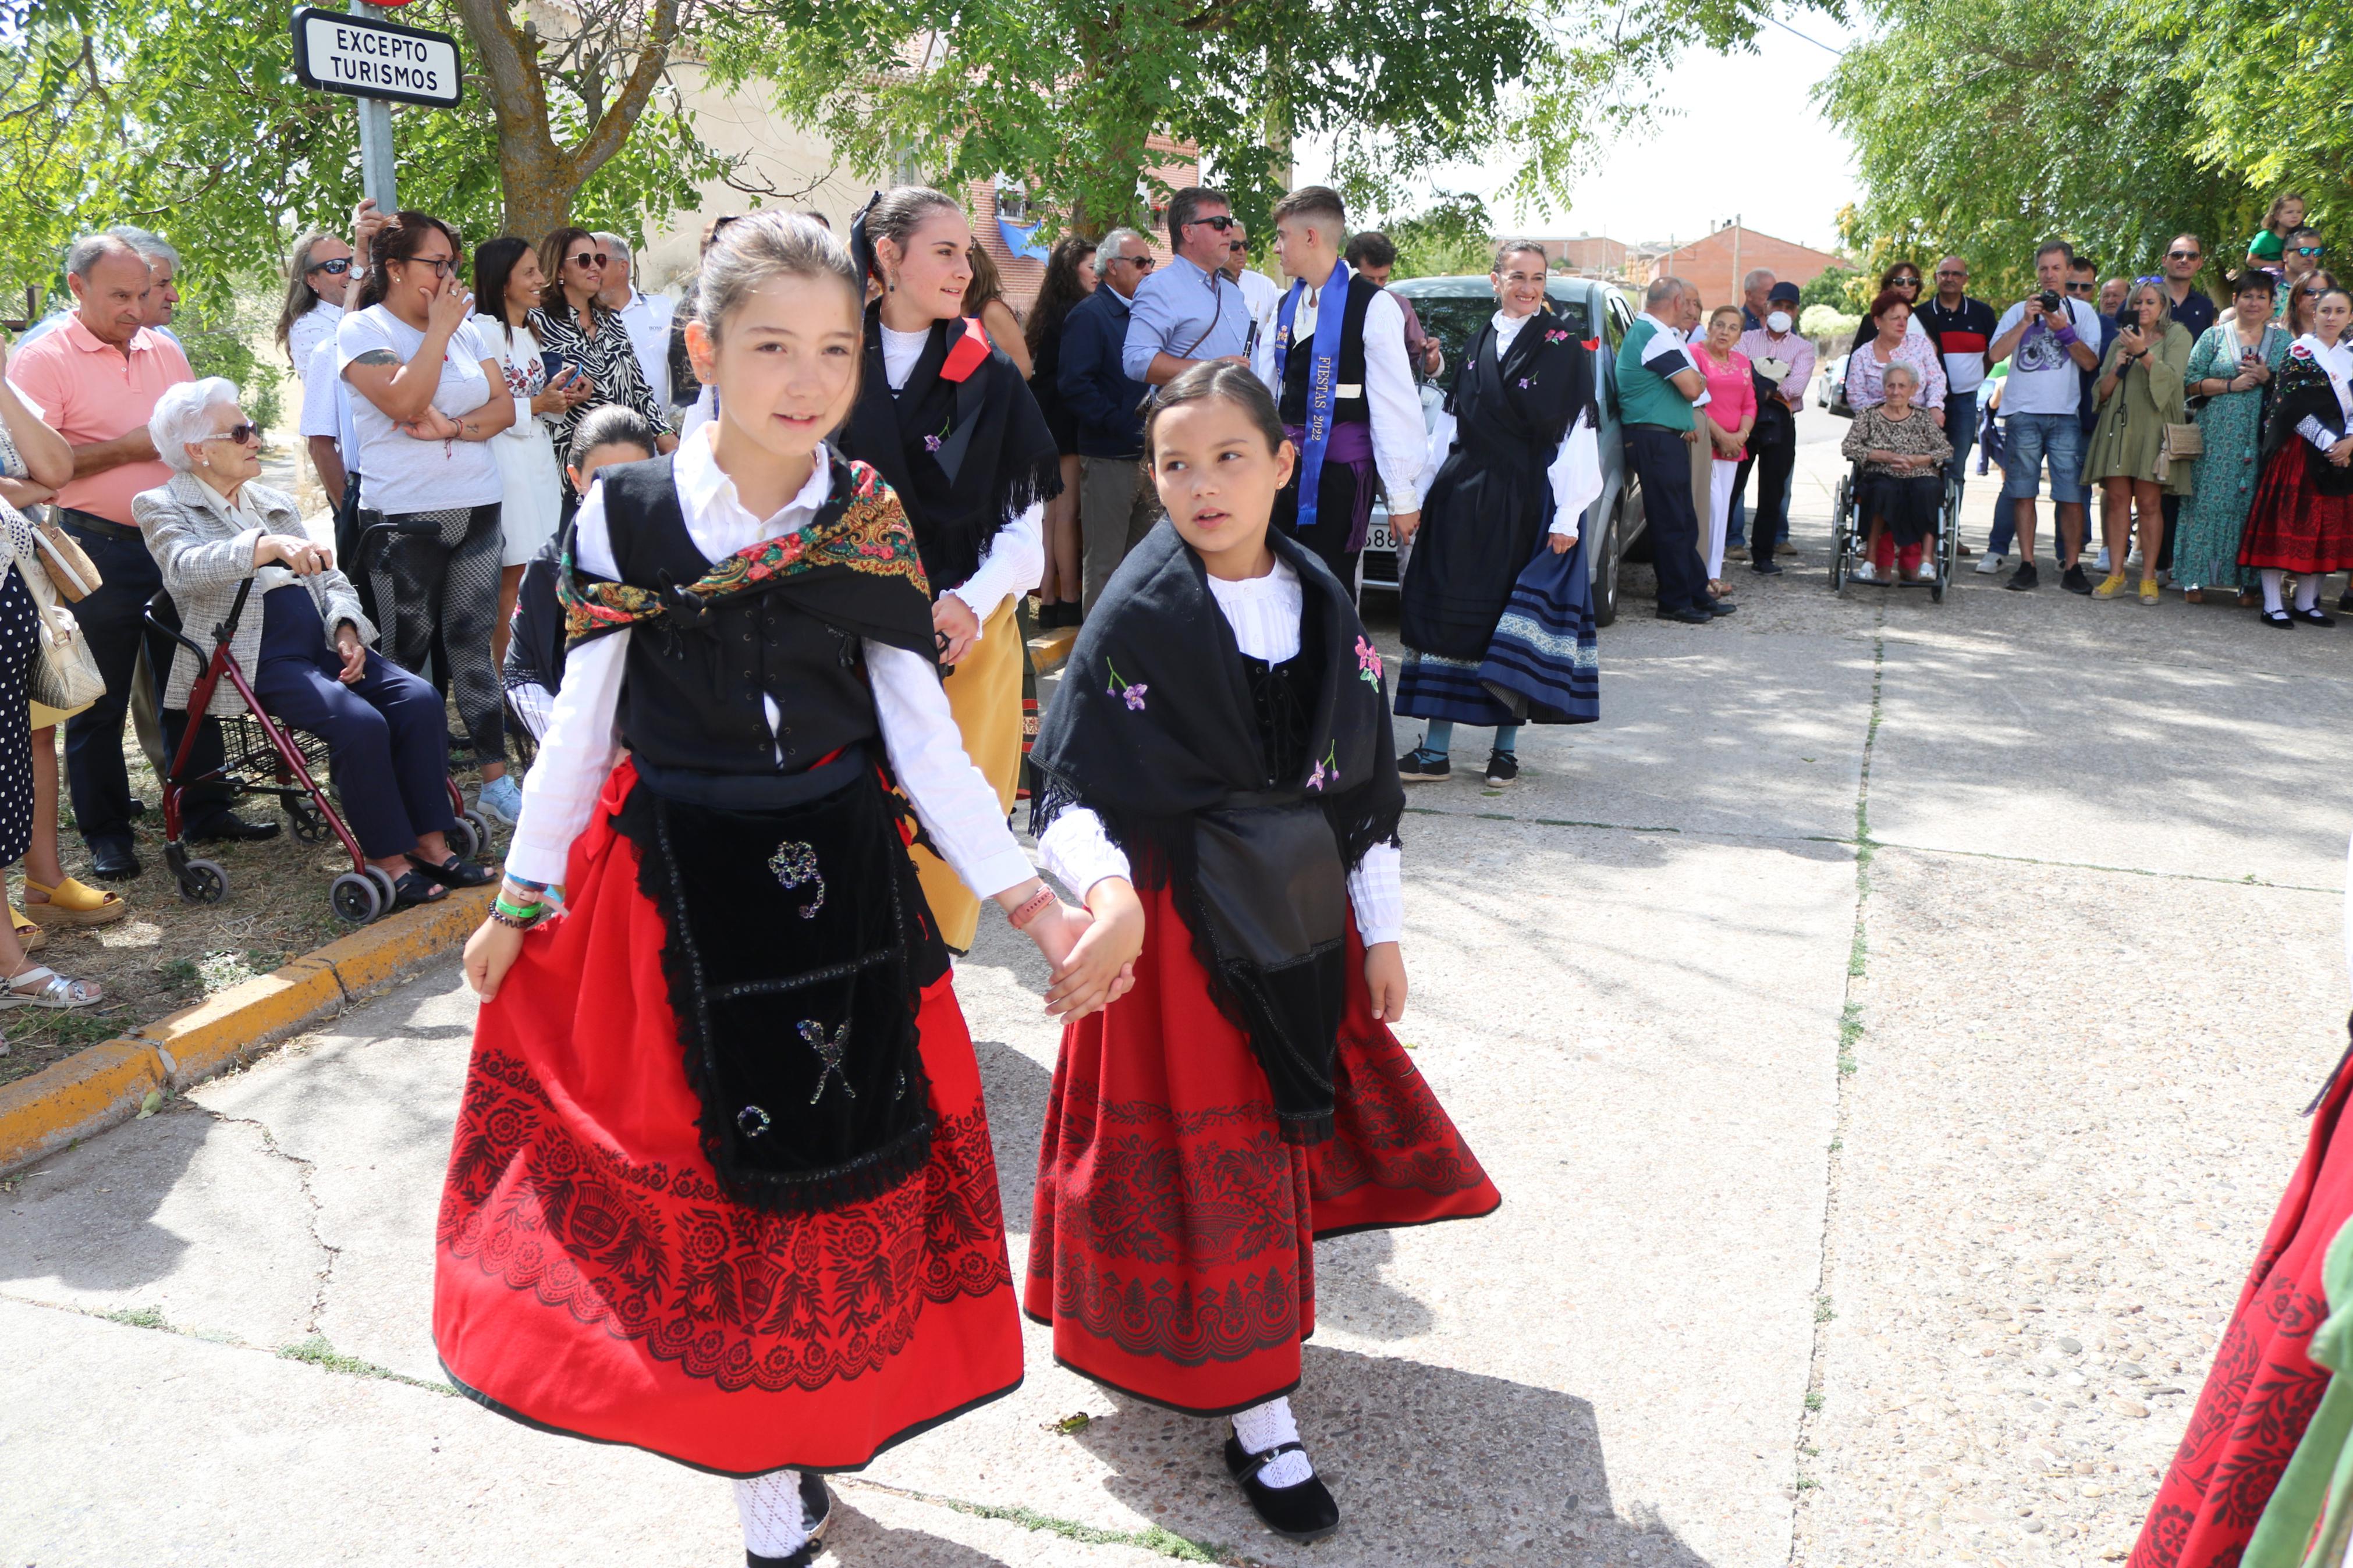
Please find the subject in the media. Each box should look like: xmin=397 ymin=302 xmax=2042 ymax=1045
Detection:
xmin=475 ymin=773 xmax=524 ymax=825
xmin=1397 ymin=746 xmax=1451 ymax=783
xmin=2061 ymin=564 xmax=2093 ymax=595
xmin=2004 ymin=560 xmax=2040 ymax=592
xmin=1751 ymin=559 xmax=1785 ymax=576
xmin=1851 ymin=560 xmax=1879 ymax=584
xmin=1974 ymin=552 xmax=2007 ymax=576
xmin=1911 ymin=561 xmax=1937 ymax=584
xmin=2095 ymin=547 xmax=2112 ymax=573
xmin=1484 ymin=750 xmax=1518 ymax=787
xmin=1727 ymin=543 xmax=1749 ymax=561
xmin=2091 ymin=571 xmax=2128 ymax=599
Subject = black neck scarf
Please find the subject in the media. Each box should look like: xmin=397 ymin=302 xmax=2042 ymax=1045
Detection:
xmin=840 ymin=308 xmax=1063 ymax=593
xmin=1031 ymin=523 xmax=1405 ymax=1143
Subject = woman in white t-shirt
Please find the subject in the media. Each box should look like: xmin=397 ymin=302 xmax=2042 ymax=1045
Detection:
xmin=469 ymin=243 xmax=590 ymax=624
xmin=336 ymin=210 xmax=519 ymax=847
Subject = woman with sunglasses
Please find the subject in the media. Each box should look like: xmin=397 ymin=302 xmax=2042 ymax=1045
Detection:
xmin=2287 ymin=268 xmax=2341 ymax=339
xmin=528 ymin=226 xmax=676 ymax=488
xmin=1847 ymin=261 xmax=1936 ymax=355
xmin=136 ymin=378 xmax=485 ymax=909
xmin=335 ymin=209 xmax=517 ymax=875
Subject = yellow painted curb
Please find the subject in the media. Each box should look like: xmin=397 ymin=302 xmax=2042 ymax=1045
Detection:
xmin=1027 ymin=625 xmax=1078 ymax=676
xmin=0 ymin=1040 xmax=166 ymax=1173
xmin=1 ymin=883 xmax=495 ymax=1176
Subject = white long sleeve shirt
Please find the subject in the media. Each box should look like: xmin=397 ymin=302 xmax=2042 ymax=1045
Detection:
xmin=1250 ymin=265 xmax=1427 ymax=514
xmin=1421 ymin=309 xmax=1605 ymax=539
xmin=2294 ymin=335 xmax=2353 ymax=450
xmin=502 ymin=426 xmax=1037 ymax=901
xmin=1033 ymin=556 xmax=1404 ymax=946
xmin=879 ymin=323 xmax=1044 ymax=634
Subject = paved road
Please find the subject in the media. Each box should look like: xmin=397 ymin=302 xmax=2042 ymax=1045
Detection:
xmin=8 ymin=414 xmax=2353 ymax=1566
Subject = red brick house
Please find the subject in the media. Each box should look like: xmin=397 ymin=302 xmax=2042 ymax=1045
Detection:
xmin=1641 ymin=223 xmax=1850 ymax=310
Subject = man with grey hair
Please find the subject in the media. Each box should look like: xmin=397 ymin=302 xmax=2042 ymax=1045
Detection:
xmin=1741 ymin=268 xmax=1776 ymax=330
xmin=593 ymin=231 xmax=674 ymax=411
xmin=1059 ymin=226 xmax=1158 ymax=610
xmin=1615 ymin=275 xmax=1723 ymax=622
xmin=8 ymin=232 xmax=261 ymax=874
xmin=19 ymin=225 xmax=182 ymax=350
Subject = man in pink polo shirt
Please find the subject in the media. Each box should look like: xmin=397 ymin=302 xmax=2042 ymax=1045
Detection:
xmin=9 ymin=232 xmax=264 ymax=880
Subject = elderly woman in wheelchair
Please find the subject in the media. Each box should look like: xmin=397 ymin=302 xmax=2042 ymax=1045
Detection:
xmin=1841 ymin=361 xmax=1954 ymax=584
xmin=133 ymin=378 xmax=491 ymax=910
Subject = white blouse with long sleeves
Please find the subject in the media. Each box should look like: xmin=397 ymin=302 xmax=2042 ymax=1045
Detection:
xmin=879 ymin=323 xmax=1045 ymax=633
xmin=501 ymin=426 xmax=1038 ymax=901
xmin=1032 ymin=556 xmax=1405 ymax=946
xmin=1245 ymin=266 xmax=1429 ymax=514
xmin=2293 ymin=335 xmax=2353 ymax=450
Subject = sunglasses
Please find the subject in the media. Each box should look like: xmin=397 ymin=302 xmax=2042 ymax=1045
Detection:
xmin=1228 ymin=240 xmax=1247 ymax=254
xmin=1891 ymin=276 xmax=1921 ymax=287
xmin=569 ymin=252 xmax=609 ymax=269
xmin=207 ymin=422 xmax=261 ymax=446
xmin=2294 ymin=246 xmax=2326 ymax=257
xmin=2065 ymin=281 xmax=2096 ymax=293
xmin=306 ymin=257 xmax=352 ymax=277
xmin=1189 ymin=215 xmax=1236 ymax=232
xmin=2167 ymin=250 xmax=2201 ymax=261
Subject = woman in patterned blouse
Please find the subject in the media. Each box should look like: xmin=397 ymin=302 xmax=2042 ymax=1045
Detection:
xmin=527 ymin=226 xmax=676 ymax=491
xmin=1841 ymin=360 xmax=1953 ymax=583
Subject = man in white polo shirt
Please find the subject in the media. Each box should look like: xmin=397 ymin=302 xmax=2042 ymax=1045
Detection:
xmin=594 ymin=233 xmax=675 ymax=413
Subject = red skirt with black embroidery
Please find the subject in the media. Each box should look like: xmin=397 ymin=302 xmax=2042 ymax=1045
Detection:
xmin=2238 ymin=442 xmax=2353 ymax=574
xmin=2129 ymin=1043 xmax=2353 ymax=1567
xmin=1024 ymin=880 xmax=1502 ymax=1417
xmin=432 ymin=760 xmax=1022 ymax=1477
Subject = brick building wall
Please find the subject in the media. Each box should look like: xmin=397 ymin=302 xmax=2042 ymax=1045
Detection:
xmin=1642 ymin=225 xmax=1850 ymax=310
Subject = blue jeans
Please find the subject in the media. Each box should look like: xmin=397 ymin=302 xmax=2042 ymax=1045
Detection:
xmin=1990 ymin=411 xmax=2088 ymax=557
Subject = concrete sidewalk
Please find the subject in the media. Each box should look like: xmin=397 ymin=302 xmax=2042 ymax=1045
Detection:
xmin=6 ymin=408 xmax=2351 ymax=1566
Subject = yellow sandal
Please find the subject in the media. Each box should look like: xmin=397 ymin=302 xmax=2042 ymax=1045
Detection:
xmin=8 ymin=905 xmax=48 ymax=953
xmin=23 ymin=876 xmax=128 ymax=928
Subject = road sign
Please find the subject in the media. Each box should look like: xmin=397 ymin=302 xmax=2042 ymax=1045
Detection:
xmin=290 ymin=5 xmax=463 ymax=110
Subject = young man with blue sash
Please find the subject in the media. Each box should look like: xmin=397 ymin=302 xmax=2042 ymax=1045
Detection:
xmin=1253 ymin=186 xmax=1429 ymax=592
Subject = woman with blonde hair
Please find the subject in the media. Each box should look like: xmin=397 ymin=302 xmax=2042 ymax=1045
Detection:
xmin=2082 ymin=278 xmax=2193 ymax=602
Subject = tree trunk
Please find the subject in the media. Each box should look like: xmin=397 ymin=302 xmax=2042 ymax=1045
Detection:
xmin=452 ymin=0 xmax=679 ymax=239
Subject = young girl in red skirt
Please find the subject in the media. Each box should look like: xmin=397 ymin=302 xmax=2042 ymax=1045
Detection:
xmin=2238 ymin=284 xmax=2353 ymax=627
xmin=1026 ymin=362 xmax=1503 ymax=1544
xmin=438 ymin=214 xmax=1131 ymax=1568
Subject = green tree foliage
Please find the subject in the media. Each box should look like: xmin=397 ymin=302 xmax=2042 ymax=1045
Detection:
xmin=705 ymin=0 xmax=1774 ymax=239
xmin=1799 ymin=262 xmax=1863 ymax=312
xmin=1818 ymin=0 xmax=2327 ymax=304
xmin=0 ymin=0 xmax=726 ymax=311
xmin=1376 ymin=191 xmax=1498 ymax=280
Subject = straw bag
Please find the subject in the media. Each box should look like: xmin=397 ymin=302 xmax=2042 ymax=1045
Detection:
xmin=31 ymin=521 xmax=100 ymax=602
xmin=2161 ymin=421 xmax=2204 ymax=461
xmin=10 ymin=537 xmax=103 ymax=713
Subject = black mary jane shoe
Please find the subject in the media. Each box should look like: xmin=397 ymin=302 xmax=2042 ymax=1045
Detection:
xmin=746 ymin=1546 xmax=817 ymax=1568
xmin=406 ymin=852 xmax=496 ymax=889
xmin=388 ymin=870 xmax=449 ymax=910
xmin=1225 ymin=1436 xmax=1341 ymax=1544
xmin=744 ymin=1474 xmax=832 ymax=1568
xmin=2261 ymin=608 xmax=2297 ymax=630
xmin=2294 ymin=606 xmax=2339 ymax=627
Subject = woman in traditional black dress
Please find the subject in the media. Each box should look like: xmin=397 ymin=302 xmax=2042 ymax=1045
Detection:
xmin=1393 ymin=239 xmax=1602 ymax=789
xmin=838 ymin=187 xmax=1061 ymax=951
xmin=1028 ymin=363 xmax=1501 ymax=1546
xmin=439 ymin=214 xmax=1133 ymax=1568
xmin=2239 ymin=285 xmax=2353 ymax=626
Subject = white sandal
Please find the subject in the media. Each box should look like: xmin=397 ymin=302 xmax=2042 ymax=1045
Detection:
xmin=0 ymin=964 xmax=102 ymax=1009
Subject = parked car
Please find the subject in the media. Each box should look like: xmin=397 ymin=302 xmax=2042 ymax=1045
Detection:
xmin=1361 ymin=275 xmax=1643 ymax=626
xmin=1818 ymin=353 xmax=1848 ymax=408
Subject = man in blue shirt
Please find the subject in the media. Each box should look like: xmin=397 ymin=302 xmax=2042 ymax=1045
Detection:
xmin=1122 ymin=187 xmax=1251 ymax=388
xmin=1060 ymin=227 xmax=1158 ymax=610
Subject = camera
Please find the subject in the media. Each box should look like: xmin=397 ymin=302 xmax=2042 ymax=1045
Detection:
xmin=2037 ymin=289 xmax=2064 ymax=315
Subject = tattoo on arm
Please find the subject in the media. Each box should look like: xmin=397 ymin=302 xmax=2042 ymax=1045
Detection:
xmin=350 ymin=349 xmax=399 ymax=367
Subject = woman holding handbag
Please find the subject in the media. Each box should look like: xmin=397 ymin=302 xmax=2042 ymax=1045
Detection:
xmin=2083 ymin=279 xmax=2194 ymax=603
xmin=0 ymin=351 xmax=105 ymax=1007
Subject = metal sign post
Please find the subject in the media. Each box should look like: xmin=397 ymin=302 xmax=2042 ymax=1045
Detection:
xmin=289 ymin=1 xmax=465 ymax=213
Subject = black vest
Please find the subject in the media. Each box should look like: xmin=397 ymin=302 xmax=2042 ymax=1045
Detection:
xmin=1279 ymin=274 xmax=1379 ymax=427
xmin=601 ymin=461 xmax=881 ymax=778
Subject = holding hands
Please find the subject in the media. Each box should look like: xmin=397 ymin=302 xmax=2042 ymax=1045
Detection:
xmin=1006 ymin=876 xmax=1143 ymax=1020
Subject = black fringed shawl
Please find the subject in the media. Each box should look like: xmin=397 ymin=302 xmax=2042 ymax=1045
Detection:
xmin=1030 ymin=524 xmax=1405 ymax=1144
xmin=2262 ymin=340 xmax=2353 ymax=497
xmin=840 ymin=307 xmax=1064 ymax=594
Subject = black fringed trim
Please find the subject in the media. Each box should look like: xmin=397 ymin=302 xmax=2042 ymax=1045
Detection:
xmin=623 ymin=786 xmax=936 ymax=1217
xmin=966 ymin=447 xmax=1065 ymax=586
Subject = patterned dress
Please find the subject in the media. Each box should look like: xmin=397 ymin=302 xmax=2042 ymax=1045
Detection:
xmin=527 ymin=300 xmax=670 ymax=471
xmin=2174 ymin=322 xmax=2291 ymax=591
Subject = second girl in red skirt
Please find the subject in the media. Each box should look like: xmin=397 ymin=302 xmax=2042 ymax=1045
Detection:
xmin=2239 ymin=282 xmax=2353 ymax=627
xmin=1027 ymin=362 xmax=1502 ymax=1544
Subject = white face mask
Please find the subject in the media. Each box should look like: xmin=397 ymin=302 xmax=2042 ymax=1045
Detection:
xmin=1766 ymin=311 xmax=1794 ymax=334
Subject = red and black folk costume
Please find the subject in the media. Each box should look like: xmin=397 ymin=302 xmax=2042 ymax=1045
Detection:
xmin=1025 ymin=521 xmax=1499 ymax=1536
xmin=434 ymin=434 xmax=1040 ymax=1506
xmin=2238 ymin=332 xmax=2353 ymax=625
xmin=839 ymin=201 xmax=1060 ymax=952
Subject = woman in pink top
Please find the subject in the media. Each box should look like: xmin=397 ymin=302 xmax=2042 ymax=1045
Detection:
xmin=1691 ymin=305 xmax=1756 ymax=596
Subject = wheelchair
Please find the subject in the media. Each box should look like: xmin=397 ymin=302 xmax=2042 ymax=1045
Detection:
xmin=1828 ymin=462 xmax=1964 ymax=603
xmin=144 ymin=583 xmax=491 ymax=925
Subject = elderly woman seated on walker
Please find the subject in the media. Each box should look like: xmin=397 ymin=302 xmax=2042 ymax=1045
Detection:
xmin=133 ymin=376 xmax=494 ymax=910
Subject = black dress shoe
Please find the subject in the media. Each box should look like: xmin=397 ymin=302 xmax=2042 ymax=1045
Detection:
xmin=1658 ymin=606 xmax=1714 ymax=624
xmin=187 ymin=812 xmax=281 ymax=844
xmin=1225 ymin=1436 xmax=1341 ymax=1543
xmin=88 ymin=837 xmax=141 ymax=881
xmin=1704 ymin=598 xmax=1737 ymax=615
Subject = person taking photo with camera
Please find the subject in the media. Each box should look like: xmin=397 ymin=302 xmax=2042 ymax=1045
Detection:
xmin=1986 ymin=240 xmax=2105 ymax=593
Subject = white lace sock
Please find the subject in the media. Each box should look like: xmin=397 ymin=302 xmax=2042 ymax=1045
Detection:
xmin=2297 ymin=573 xmax=2324 ymax=612
xmin=2263 ymin=568 xmax=2288 ymax=613
xmin=735 ymin=1469 xmax=810 ymax=1560
xmin=1232 ymin=1396 xmax=1314 ymax=1488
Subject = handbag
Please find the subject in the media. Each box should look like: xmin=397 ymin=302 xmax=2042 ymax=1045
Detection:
xmin=31 ymin=520 xmax=100 ymax=602
xmin=2162 ymin=421 xmax=2205 ymax=461
xmin=16 ymin=552 xmax=104 ymax=712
